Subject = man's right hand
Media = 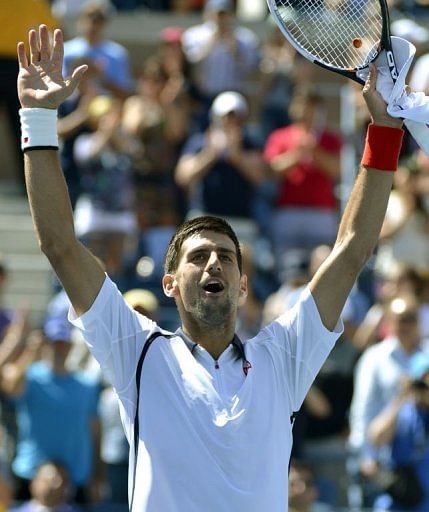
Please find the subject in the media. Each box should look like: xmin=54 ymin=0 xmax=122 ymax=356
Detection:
xmin=17 ymin=25 xmax=87 ymax=110
xmin=363 ymin=65 xmax=403 ymax=129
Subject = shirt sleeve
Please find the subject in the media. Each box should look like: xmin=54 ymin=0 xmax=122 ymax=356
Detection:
xmin=69 ymin=276 xmax=158 ymax=405
xmin=181 ymin=133 xmax=205 ymax=156
xmin=259 ymin=286 xmax=343 ymax=412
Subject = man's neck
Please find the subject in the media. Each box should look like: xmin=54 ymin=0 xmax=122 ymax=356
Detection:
xmin=180 ymin=322 xmax=236 ymax=360
xmin=84 ymin=34 xmax=102 ymax=46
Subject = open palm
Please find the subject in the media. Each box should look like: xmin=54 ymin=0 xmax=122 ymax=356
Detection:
xmin=17 ymin=25 xmax=86 ymax=110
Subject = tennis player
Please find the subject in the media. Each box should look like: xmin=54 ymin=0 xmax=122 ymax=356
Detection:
xmin=18 ymin=25 xmax=404 ymax=512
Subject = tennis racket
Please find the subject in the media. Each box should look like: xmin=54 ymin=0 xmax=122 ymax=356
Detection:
xmin=266 ymin=0 xmax=399 ymax=86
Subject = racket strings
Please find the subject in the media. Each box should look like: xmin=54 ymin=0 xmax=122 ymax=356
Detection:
xmin=274 ymin=0 xmax=382 ymax=69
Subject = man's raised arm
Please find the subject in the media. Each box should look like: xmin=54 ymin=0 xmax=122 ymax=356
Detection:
xmin=309 ymin=65 xmax=404 ymax=330
xmin=18 ymin=25 xmax=105 ymax=316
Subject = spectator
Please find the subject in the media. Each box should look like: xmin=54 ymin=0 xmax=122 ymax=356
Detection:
xmin=57 ymin=57 xmax=98 ymax=209
xmin=181 ymin=0 xmax=260 ymax=103
xmin=121 ymin=55 xmax=190 ymax=227
xmin=63 ymin=1 xmax=134 ymax=99
xmin=73 ymin=95 xmax=138 ymax=279
xmin=352 ymin=265 xmax=423 ymax=351
xmin=175 ymin=91 xmax=269 ymax=245
xmin=0 ymin=258 xmax=31 ymax=470
xmin=264 ymin=88 xmax=342 ymax=274
xmin=121 ymin=56 xmax=189 ymax=286
xmin=258 ymin=23 xmax=295 ymax=140
xmin=349 ymin=294 xmax=429 ymax=479
xmin=288 ymin=460 xmax=334 ymax=512
xmin=156 ymin=27 xmax=205 ymax=134
xmin=0 ymin=307 xmax=30 ymax=468
xmin=258 ymin=22 xmax=314 ymax=140
xmin=9 ymin=461 xmax=82 ymax=512
xmin=375 ymin=154 xmax=429 ymax=279
xmin=0 ymin=307 xmax=101 ymax=505
xmin=368 ymin=351 xmax=429 ymax=511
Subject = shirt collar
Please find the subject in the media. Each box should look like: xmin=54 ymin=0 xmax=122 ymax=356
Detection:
xmin=175 ymin=327 xmax=245 ymax=362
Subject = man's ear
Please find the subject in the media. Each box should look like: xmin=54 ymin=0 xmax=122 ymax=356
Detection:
xmin=238 ymin=274 xmax=248 ymax=307
xmin=162 ymin=273 xmax=178 ymax=298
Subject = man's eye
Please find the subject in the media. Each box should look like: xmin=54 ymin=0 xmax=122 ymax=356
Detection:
xmin=192 ymin=254 xmax=204 ymax=262
xmin=220 ymin=255 xmax=232 ymax=262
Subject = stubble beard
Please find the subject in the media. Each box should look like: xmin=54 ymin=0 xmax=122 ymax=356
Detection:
xmin=193 ymin=295 xmax=234 ymax=328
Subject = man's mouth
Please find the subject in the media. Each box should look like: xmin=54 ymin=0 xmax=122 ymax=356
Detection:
xmin=202 ymin=280 xmax=225 ymax=294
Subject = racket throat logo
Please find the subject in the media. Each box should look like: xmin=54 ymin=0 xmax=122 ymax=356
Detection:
xmin=386 ymin=51 xmax=398 ymax=80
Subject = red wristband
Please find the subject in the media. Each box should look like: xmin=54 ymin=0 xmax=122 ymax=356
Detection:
xmin=361 ymin=124 xmax=404 ymax=171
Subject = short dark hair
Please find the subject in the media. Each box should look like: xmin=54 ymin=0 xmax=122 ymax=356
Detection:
xmin=164 ymin=216 xmax=242 ymax=274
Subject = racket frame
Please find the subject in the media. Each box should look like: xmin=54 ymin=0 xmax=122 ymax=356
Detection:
xmin=266 ymin=0 xmax=399 ymax=85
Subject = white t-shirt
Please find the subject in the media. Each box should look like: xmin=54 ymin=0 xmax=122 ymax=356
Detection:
xmin=70 ymin=276 xmax=342 ymax=512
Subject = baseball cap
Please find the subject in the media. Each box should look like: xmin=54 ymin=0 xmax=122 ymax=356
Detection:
xmin=44 ymin=290 xmax=73 ymax=342
xmin=44 ymin=316 xmax=72 ymax=343
xmin=124 ymin=289 xmax=159 ymax=315
xmin=409 ymin=352 xmax=429 ymax=381
xmin=205 ymin=0 xmax=233 ymax=11
xmin=210 ymin=91 xmax=248 ymax=118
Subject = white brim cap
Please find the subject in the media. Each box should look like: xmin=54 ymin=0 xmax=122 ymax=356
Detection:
xmin=210 ymin=91 xmax=249 ymax=118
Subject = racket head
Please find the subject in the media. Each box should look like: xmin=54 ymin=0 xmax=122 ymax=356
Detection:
xmin=266 ymin=0 xmax=391 ymax=83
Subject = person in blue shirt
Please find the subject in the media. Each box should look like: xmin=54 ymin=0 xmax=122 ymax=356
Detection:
xmin=0 ymin=300 xmax=101 ymax=505
xmin=63 ymin=2 xmax=134 ymax=100
xmin=369 ymin=351 xmax=429 ymax=511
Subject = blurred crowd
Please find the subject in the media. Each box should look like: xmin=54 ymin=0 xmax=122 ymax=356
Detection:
xmin=1 ymin=0 xmax=429 ymax=510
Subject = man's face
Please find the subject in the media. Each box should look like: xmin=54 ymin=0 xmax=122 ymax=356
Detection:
xmin=288 ymin=467 xmax=318 ymax=509
xmin=163 ymin=231 xmax=247 ymax=328
xmin=210 ymin=10 xmax=233 ymax=32
xmin=79 ymin=11 xmax=107 ymax=38
xmin=30 ymin=464 xmax=69 ymax=507
xmin=390 ymin=307 xmax=420 ymax=350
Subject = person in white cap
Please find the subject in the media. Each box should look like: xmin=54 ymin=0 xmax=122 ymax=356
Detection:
xmin=17 ymin=25 xmax=405 ymax=512
xmin=175 ymin=90 xmax=269 ymax=243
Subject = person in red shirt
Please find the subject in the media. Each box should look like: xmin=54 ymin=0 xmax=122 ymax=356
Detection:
xmin=264 ymin=89 xmax=342 ymax=275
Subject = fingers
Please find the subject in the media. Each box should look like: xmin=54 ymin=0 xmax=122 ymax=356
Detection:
xmin=66 ymin=64 xmax=88 ymax=94
xmin=17 ymin=42 xmax=28 ymax=68
xmin=51 ymin=28 xmax=64 ymax=67
xmin=29 ymin=29 xmax=40 ymax=64
xmin=39 ymin=25 xmax=51 ymax=61
xmin=363 ymin=64 xmax=377 ymax=94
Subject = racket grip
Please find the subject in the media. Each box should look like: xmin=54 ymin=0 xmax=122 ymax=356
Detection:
xmin=361 ymin=124 xmax=404 ymax=171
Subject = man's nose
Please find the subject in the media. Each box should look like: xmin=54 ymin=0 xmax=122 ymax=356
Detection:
xmin=206 ymin=252 xmax=221 ymax=272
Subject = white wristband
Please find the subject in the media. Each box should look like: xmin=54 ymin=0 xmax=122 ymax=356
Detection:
xmin=19 ymin=108 xmax=59 ymax=152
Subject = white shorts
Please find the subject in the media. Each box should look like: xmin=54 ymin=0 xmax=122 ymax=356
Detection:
xmin=74 ymin=196 xmax=137 ymax=237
